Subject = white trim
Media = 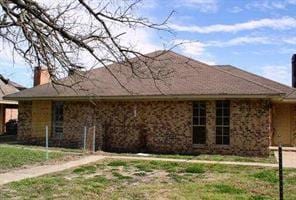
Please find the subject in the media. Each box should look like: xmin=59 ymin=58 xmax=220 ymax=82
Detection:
xmin=0 ymin=100 xmax=18 ymax=105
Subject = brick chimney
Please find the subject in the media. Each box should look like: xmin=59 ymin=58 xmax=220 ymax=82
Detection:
xmin=33 ymin=66 xmax=50 ymax=86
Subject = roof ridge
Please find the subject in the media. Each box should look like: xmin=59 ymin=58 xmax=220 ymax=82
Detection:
xmin=215 ymin=65 xmax=294 ymax=91
xmin=169 ymin=52 xmax=284 ymax=94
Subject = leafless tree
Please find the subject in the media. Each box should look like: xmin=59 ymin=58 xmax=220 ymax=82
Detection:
xmin=0 ymin=0 xmax=175 ymax=90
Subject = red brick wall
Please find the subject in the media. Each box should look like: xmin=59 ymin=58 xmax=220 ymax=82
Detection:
xmin=17 ymin=99 xmax=271 ymax=156
xmin=17 ymin=101 xmax=32 ymax=141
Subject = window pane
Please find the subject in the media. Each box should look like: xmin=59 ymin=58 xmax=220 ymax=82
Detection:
xmin=193 ymin=102 xmax=200 ymax=108
xmin=223 ymin=108 xmax=230 ymax=116
xmin=216 ymin=127 xmax=223 ymax=135
xmin=216 ymin=100 xmax=230 ymax=145
xmin=216 ymin=108 xmax=223 ymax=116
xmin=223 ymin=136 xmax=230 ymax=145
xmin=223 ymin=117 xmax=230 ymax=126
xmin=193 ymin=108 xmax=199 ymax=117
xmin=223 ymin=101 xmax=230 ymax=108
xmin=192 ymin=102 xmax=207 ymax=144
xmin=223 ymin=127 xmax=230 ymax=136
xmin=193 ymin=117 xmax=199 ymax=125
xmin=216 ymin=117 xmax=222 ymax=125
xmin=200 ymin=107 xmax=206 ymax=116
xmin=216 ymin=101 xmax=223 ymax=108
xmin=193 ymin=126 xmax=206 ymax=144
xmin=53 ymin=102 xmax=64 ymax=135
xmin=216 ymin=135 xmax=222 ymax=144
xmin=200 ymin=117 xmax=206 ymax=125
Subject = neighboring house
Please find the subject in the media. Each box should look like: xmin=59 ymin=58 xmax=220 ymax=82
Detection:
xmin=4 ymin=51 xmax=296 ymax=156
xmin=0 ymin=75 xmax=26 ymax=134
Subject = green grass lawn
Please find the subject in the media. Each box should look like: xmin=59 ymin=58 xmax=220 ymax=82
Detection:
xmin=113 ymin=151 xmax=277 ymax=164
xmin=0 ymin=145 xmax=65 ymax=173
xmin=1 ymin=159 xmax=295 ymax=200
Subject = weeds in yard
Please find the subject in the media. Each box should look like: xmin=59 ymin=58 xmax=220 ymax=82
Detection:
xmin=122 ymin=152 xmax=277 ymax=164
xmin=252 ymin=170 xmax=278 ymax=184
xmin=72 ymin=165 xmax=96 ymax=174
xmin=81 ymin=175 xmax=109 ymax=192
xmin=168 ymin=173 xmax=187 ymax=183
xmin=135 ymin=163 xmax=154 ymax=172
xmin=184 ymin=164 xmax=205 ymax=174
xmin=149 ymin=161 xmax=179 ymax=172
xmin=0 ymin=146 xmax=64 ymax=171
xmin=133 ymin=172 xmax=146 ymax=176
xmin=88 ymin=175 xmax=109 ymax=184
xmin=10 ymin=176 xmax=68 ymax=198
xmin=112 ymin=172 xmax=132 ymax=180
xmin=250 ymin=195 xmax=272 ymax=200
xmin=209 ymin=184 xmax=245 ymax=194
xmin=1 ymin=159 xmax=295 ymax=200
xmin=107 ymin=160 xmax=127 ymax=167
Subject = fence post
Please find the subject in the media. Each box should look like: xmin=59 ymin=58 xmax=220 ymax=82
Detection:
xmin=93 ymin=125 xmax=96 ymax=153
xmin=83 ymin=126 xmax=87 ymax=151
xmin=278 ymin=145 xmax=284 ymax=200
xmin=45 ymin=125 xmax=49 ymax=160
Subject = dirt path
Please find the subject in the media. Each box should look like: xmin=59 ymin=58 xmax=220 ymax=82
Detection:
xmin=0 ymin=155 xmax=105 ymax=185
xmin=2 ymin=153 xmax=294 ymax=186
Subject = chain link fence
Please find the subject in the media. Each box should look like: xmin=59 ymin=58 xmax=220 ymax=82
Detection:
xmin=19 ymin=123 xmax=103 ymax=152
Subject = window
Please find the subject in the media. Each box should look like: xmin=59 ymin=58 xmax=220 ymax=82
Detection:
xmin=53 ymin=102 xmax=63 ymax=136
xmin=216 ymin=101 xmax=230 ymax=145
xmin=193 ymin=102 xmax=206 ymax=144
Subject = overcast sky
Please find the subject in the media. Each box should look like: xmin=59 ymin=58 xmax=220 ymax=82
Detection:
xmin=0 ymin=0 xmax=296 ymax=87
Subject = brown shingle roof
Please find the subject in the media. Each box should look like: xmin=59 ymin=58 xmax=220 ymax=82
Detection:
xmin=214 ymin=65 xmax=296 ymax=100
xmin=283 ymin=90 xmax=296 ymax=99
xmin=4 ymin=51 xmax=286 ymax=100
xmin=0 ymin=75 xmax=26 ymax=102
xmin=214 ymin=65 xmax=294 ymax=94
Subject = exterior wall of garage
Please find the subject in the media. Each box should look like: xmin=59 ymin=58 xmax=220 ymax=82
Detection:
xmin=272 ymin=103 xmax=296 ymax=146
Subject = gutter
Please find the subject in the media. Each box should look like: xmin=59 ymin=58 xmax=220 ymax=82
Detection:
xmin=3 ymin=93 xmax=284 ymax=101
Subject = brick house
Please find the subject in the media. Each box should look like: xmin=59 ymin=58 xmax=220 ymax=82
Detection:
xmin=0 ymin=75 xmax=26 ymax=135
xmin=4 ymin=51 xmax=296 ymax=156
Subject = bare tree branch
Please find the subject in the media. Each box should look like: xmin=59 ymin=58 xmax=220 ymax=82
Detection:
xmin=0 ymin=0 xmax=177 ymax=93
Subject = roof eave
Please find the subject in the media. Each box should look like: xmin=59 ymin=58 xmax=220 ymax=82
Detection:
xmin=281 ymin=98 xmax=296 ymax=103
xmin=0 ymin=100 xmax=18 ymax=105
xmin=3 ymin=94 xmax=284 ymax=101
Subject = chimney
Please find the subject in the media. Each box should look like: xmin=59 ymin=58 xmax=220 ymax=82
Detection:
xmin=33 ymin=66 xmax=50 ymax=86
xmin=292 ymin=54 xmax=296 ymax=87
